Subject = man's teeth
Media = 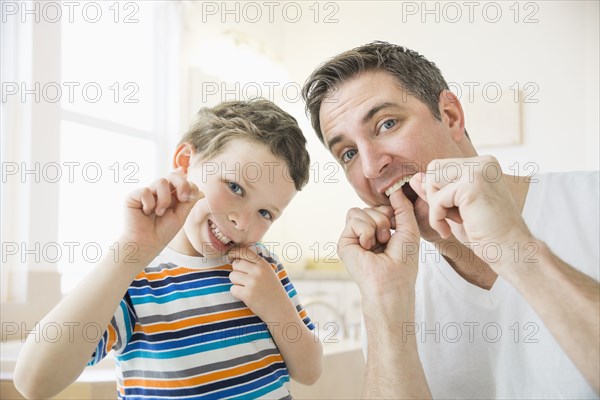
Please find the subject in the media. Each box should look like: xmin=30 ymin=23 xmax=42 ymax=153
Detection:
xmin=385 ymin=175 xmax=414 ymax=197
xmin=210 ymin=221 xmax=232 ymax=244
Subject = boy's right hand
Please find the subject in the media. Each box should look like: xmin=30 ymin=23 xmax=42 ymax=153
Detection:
xmin=121 ymin=168 xmax=202 ymax=256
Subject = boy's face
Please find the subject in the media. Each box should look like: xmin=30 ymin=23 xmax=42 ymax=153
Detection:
xmin=180 ymin=139 xmax=297 ymax=258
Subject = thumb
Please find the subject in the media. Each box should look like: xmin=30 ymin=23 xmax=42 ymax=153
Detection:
xmin=386 ymin=187 xmax=420 ymax=261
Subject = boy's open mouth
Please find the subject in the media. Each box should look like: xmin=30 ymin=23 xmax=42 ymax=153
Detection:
xmin=208 ymin=219 xmax=235 ymax=251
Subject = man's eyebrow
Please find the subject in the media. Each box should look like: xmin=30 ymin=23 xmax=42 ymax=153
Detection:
xmin=326 ymin=134 xmax=345 ymax=151
xmin=361 ymin=102 xmax=398 ymax=125
xmin=326 ymin=102 xmax=400 ymax=151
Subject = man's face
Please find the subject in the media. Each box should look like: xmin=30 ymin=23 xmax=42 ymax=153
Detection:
xmin=319 ymin=70 xmax=469 ymax=208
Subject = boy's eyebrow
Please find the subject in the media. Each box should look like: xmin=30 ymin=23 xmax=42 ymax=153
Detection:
xmin=326 ymin=101 xmax=399 ymax=151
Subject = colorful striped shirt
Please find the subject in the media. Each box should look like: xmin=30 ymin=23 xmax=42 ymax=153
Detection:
xmin=88 ymin=244 xmax=314 ymax=399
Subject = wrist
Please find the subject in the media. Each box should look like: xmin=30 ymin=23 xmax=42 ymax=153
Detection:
xmin=362 ymin=288 xmax=416 ymax=332
xmin=114 ymin=235 xmax=161 ymax=268
xmin=494 ymin=236 xmax=546 ymax=283
xmin=266 ymin=304 xmax=299 ymax=326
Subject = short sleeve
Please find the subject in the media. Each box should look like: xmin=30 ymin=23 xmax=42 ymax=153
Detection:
xmin=87 ymin=292 xmax=137 ymax=366
xmin=255 ymin=242 xmax=316 ymax=331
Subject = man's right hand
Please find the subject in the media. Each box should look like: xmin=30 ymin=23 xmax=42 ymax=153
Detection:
xmin=121 ymin=168 xmax=202 ymax=256
xmin=338 ymin=187 xmax=421 ymax=303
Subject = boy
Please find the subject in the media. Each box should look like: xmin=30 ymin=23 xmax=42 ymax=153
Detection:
xmin=15 ymin=99 xmax=323 ymax=399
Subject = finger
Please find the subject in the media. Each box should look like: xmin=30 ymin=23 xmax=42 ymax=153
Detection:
xmin=344 ymin=208 xmax=380 ymax=249
xmin=230 ymin=284 xmax=244 ymax=301
xmin=361 ymin=207 xmax=392 ymax=244
xmin=168 ymin=170 xmax=195 ymax=203
xmin=229 ymin=270 xmax=248 ymax=286
xmin=227 ymin=245 xmax=263 ymax=265
xmin=154 ymin=178 xmax=173 ymax=216
xmin=425 ymin=158 xmax=465 ymax=190
xmin=387 ymin=187 xmax=420 ymax=256
xmin=427 ymin=184 xmax=463 ymax=239
xmin=231 ymin=259 xmax=256 ymax=274
xmin=348 ymin=215 xmax=378 ymax=250
xmin=136 ymin=187 xmax=156 ymax=215
xmin=410 ymin=173 xmax=427 ymax=202
xmin=172 ymin=181 xmax=203 ymax=222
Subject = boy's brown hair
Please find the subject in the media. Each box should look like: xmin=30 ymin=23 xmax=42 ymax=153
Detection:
xmin=180 ymin=99 xmax=310 ymax=191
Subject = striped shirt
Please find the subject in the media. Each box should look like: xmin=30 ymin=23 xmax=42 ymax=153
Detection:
xmin=88 ymin=244 xmax=314 ymax=399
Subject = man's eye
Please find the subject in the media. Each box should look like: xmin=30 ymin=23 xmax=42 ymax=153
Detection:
xmin=341 ymin=149 xmax=357 ymax=163
xmin=259 ymin=209 xmax=273 ymax=220
xmin=227 ymin=182 xmax=243 ymax=195
xmin=381 ymin=119 xmax=396 ymax=131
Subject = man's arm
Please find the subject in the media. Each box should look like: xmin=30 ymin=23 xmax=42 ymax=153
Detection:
xmin=361 ymin=293 xmax=430 ymax=399
xmin=501 ymin=239 xmax=600 ymax=392
xmin=338 ymin=190 xmax=432 ymax=399
xmin=414 ymin=156 xmax=600 ymax=393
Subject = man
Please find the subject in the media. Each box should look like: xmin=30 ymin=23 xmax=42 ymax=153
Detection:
xmin=302 ymin=41 xmax=599 ymax=399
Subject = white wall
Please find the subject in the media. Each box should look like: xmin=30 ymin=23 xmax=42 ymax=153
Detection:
xmin=183 ymin=1 xmax=599 ymax=263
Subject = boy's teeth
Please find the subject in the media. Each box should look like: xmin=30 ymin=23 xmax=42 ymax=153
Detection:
xmin=385 ymin=175 xmax=414 ymax=197
xmin=210 ymin=221 xmax=232 ymax=244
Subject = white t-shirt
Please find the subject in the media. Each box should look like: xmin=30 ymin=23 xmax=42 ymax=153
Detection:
xmin=366 ymin=171 xmax=600 ymax=399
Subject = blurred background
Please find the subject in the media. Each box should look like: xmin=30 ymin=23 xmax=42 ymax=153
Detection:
xmin=1 ymin=1 xmax=598 ymax=398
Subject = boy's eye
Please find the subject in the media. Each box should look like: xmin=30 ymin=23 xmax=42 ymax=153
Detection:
xmin=259 ymin=209 xmax=273 ymax=220
xmin=227 ymin=182 xmax=244 ymax=195
xmin=341 ymin=149 xmax=357 ymax=164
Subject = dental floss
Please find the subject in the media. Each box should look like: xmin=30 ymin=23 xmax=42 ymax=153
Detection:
xmin=196 ymin=182 xmax=218 ymax=221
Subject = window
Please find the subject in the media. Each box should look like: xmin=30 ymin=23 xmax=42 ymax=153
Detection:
xmin=57 ymin=2 xmax=181 ymax=294
xmin=0 ymin=2 xmax=183 ymax=299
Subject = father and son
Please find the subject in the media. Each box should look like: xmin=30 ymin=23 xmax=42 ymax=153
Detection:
xmin=15 ymin=42 xmax=599 ymax=399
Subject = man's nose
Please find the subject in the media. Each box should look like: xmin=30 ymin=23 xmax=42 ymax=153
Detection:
xmin=361 ymin=143 xmax=391 ymax=179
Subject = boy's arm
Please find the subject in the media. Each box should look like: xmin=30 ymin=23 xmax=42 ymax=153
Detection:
xmin=266 ymin=300 xmax=323 ymax=386
xmin=14 ymin=171 xmax=201 ymax=399
xmin=228 ymin=247 xmax=323 ymax=386
xmin=14 ymin=243 xmax=156 ymax=399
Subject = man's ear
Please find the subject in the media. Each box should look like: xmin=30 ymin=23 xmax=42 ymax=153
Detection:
xmin=173 ymin=143 xmax=194 ymax=173
xmin=438 ymin=90 xmax=466 ymax=142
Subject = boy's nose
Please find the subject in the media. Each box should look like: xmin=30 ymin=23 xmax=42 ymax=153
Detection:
xmin=228 ymin=212 xmax=250 ymax=231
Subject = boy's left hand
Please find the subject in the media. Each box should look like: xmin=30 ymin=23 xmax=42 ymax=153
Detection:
xmin=227 ymin=246 xmax=294 ymax=322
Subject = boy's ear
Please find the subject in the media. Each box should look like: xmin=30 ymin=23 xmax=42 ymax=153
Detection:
xmin=173 ymin=143 xmax=194 ymax=173
xmin=438 ymin=90 xmax=466 ymax=142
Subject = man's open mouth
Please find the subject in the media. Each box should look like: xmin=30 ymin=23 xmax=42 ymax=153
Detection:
xmin=384 ymin=175 xmax=419 ymax=204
